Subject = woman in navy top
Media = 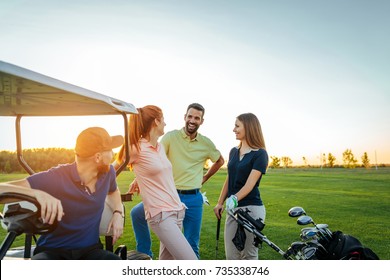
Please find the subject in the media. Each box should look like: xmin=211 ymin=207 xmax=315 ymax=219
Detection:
xmin=214 ymin=113 xmax=268 ymax=260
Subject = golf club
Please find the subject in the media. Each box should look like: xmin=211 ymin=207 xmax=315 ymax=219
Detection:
xmin=215 ymin=209 xmax=222 ymax=259
xmin=297 ymin=215 xmax=314 ymax=226
xmin=300 ymin=228 xmax=318 ymax=241
xmin=288 ymin=206 xmax=306 ymax=217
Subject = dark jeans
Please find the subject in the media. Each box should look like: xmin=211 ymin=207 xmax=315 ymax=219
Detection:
xmin=32 ymin=242 xmax=121 ymax=260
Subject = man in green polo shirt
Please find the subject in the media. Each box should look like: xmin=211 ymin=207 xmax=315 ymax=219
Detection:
xmin=160 ymin=103 xmax=224 ymax=259
xmin=129 ymin=103 xmax=224 ymax=259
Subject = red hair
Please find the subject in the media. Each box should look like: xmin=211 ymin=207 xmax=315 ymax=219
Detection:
xmin=116 ymin=105 xmax=162 ymax=164
xmin=129 ymin=105 xmax=163 ymax=150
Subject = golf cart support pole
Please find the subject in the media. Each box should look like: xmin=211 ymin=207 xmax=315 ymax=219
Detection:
xmin=115 ymin=112 xmax=130 ymax=177
xmin=16 ymin=115 xmax=34 ymax=175
xmin=15 ymin=115 xmax=34 ymax=258
xmin=0 ymin=232 xmax=18 ymax=260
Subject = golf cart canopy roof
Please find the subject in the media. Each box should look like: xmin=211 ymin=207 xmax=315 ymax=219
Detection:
xmin=0 ymin=60 xmax=137 ymax=116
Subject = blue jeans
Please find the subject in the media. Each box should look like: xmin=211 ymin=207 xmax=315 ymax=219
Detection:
xmin=130 ymin=202 xmax=153 ymax=257
xmin=178 ymin=191 xmax=203 ymax=259
xmin=130 ymin=192 xmax=203 ymax=259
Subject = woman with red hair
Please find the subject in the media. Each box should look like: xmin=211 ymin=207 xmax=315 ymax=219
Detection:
xmin=117 ymin=105 xmax=196 ymax=260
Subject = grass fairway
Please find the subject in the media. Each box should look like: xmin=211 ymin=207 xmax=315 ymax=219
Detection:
xmin=1 ymin=168 xmax=389 ymax=260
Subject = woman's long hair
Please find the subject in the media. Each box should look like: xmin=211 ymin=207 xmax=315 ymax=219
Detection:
xmin=237 ymin=113 xmax=266 ymax=150
xmin=116 ymin=105 xmax=162 ymax=164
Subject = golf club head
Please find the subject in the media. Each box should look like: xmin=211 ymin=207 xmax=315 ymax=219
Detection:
xmin=301 ymin=226 xmax=317 ymax=232
xmin=288 ymin=206 xmax=306 ymax=217
xmin=289 ymin=241 xmax=306 ymax=252
xmin=300 ymin=228 xmax=318 ymax=241
xmin=306 ymin=240 xmax=328 ymax=257
xmin=285 ymin=241 xmax=307 ymax=259
xmin=302 ymin=245 xmax=317 ymax=260
xmin=297 ymin=215 xmax=313 ymax=226
xmin=316 ymin=223 xmax=328 ymax=229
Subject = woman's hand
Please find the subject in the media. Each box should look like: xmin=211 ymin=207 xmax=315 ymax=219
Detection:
xmin=226 ymin=195 xmax=238 ymax=211
xmin=127 ymin=179 xmax=139 ymax=195
xmin=214 ymin=204 xmax=224 ymax=219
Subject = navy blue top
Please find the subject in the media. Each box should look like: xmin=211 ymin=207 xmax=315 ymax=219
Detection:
xmin=227 ymin=147 xmax=268 ymax=207
xmin=27 ymin=162 xmax=117 ymax=249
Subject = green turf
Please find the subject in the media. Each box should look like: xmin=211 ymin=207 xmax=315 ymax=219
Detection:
xmin=1 ymin=167 xmax=389 ymax=260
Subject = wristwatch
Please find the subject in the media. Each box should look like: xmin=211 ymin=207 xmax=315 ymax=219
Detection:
xmin=113 ymin=210 xmax=124 ymax=218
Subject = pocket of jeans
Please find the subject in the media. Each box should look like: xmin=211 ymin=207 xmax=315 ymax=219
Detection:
xmin=197 ymin=192 xmax=204 ymax=205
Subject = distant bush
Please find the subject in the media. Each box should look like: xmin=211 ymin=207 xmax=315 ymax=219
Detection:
xmin=0 ymin=148 xmax=75 ymax=173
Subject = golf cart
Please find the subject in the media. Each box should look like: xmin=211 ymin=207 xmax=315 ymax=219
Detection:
xmin=0 ymin=60 xmax=136 ymax=259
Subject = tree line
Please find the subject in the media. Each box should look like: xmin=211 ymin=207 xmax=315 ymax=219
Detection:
xmin=270 ymin=149 xmax=380 ymax=169
xmin=0 ymin=148 xmax=75 ymax=173
xmin=0 ymin=148 xmax=385 ymax=174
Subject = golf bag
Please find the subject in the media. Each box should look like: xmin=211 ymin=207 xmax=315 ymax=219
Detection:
xmin=318 ymin=230 xmax=379 ymax=260
xmin=232 ymin=208 xmax=265 ymax=251
xmin=229 ymin=208 xmax=291 ymax=259
xmin=229 ymin=207 xmax=380 ymax=260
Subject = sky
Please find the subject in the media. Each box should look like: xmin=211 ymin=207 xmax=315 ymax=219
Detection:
xmin=0 ymin=0 xmax=389 ymax=166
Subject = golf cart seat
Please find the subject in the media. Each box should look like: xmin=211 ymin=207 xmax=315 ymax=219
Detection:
xmin=100 ymin=194 xmax=151 ymax=260
xmin=0 ymin=192 xmax=57 ymax=260
xmin=99 ymin=197 xmax=127 ymax=259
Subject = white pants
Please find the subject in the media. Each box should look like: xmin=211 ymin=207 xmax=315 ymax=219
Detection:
xmin=224 ymin=205 xmax=266 ymax=260
xmin=148 ymin=209 xmax=197 ymax=260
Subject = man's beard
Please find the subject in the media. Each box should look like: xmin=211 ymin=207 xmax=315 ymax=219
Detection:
xmin=185 ymin=122 xmax=199 ymax=135
xmin=97 ymin=163 xmax=110 ymax=174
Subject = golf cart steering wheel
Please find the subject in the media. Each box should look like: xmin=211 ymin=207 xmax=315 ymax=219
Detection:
xmin=0 ymin=192 xmax=57 ymax=235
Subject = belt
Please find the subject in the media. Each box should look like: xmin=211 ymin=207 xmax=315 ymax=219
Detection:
xmin=177 ymin=189 xmax=200 ymax=195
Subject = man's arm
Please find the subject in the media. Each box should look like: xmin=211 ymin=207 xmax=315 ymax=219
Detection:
xmin=202 ymin=155 xmax=224 ymax=184
xmin=0 ymin=179 xmax=63 ymax=224
xmin=106 ymin=188 xmax=124 ymax=244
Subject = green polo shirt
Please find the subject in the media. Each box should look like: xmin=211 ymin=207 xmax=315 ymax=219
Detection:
xmin=160 ymin=128 xmax=221 ymax=190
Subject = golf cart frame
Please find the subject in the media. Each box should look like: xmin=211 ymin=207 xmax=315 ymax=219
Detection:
xmin=0 ymin=60 xmax=137 ymax=259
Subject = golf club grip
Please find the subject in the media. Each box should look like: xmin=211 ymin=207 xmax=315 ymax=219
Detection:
xmin=216 ymin=218 xmax=221 ymax=240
